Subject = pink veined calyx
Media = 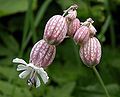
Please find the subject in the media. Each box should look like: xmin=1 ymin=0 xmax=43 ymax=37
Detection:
xmin=12 ymin=39 xmax=56 ymax=88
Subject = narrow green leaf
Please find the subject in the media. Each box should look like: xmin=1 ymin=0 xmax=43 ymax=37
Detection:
xmin=98 ymin=15 xmax=111 ymax=42
xmin=0 ymin=32 xmax=19 ymax=54
xmin=0 ymin=0 xmax=37 ymax=17
xmin=46 ymin=82 xmax=76 ymax=97
xmin=0 ymin=81 xmax=32 ymax=97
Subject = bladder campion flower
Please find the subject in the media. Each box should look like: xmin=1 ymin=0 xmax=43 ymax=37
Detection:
xmin=13 ymin=39 xmax=56 ymax=88
xmin=67 ymin=18 xmax=80 ymax=37
xmin=43 ymin=15 xmax=68 ymax=45
xmin=80 ymin=37 xmax=101 ymax=67
xmin=81 ymin=18 xmax=97 ymax=36
xmin=73 ymin=26 xmax=90 ymax=45
xmin=65 ymin=9 xmax=77 ymax=21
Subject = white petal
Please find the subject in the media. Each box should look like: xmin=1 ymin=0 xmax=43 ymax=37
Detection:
xmin=12 ymin=58 xmax=27 ymax=65
xmin=19 ymin=70 xmax=31 ymax=79
xmin=17 ymin=64 xmax=28 ymax=71
xmin=35 ymin=76 xmax=41 ymax=88
xmin=37 ymin=68 xmax=49 ymax=84
xmin=90 ymin=23 xmax=97 ymax=33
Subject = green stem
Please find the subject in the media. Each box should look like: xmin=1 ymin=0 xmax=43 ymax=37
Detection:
xmin=12 ymin=0 xmax=33 ymax=96
xmin=34 ymin=0 xmax=52 ymax=27
xmin=104 ymin=0 xmax=116 ymax=48
xmin=98 ymin=15 xmax=111 ymax=41
xmin=19 ymin=0 xmax=52 ymax=56
xmin=29 ymin=0 xmax=36 ymax=43
xmin=92 ymin=66 xmax=111 ymax=97
xmin=110 ymin=19 xmax=116 ymax=48
xmin=19 ymin=0 xmax=33 ymax=57
xmin=72 ymin=40 xmax=81 ymax=65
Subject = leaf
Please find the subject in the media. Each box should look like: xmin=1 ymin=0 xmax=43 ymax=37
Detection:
xmin=0 ymin=80 xmax=32 ymax=97
xmin=73 ymin=83 xmax=120 ymax=97
xmin=0 ymin=65 xmax=27 ymax=87
xmin=102 ymin=46 xmax=120 ymax=68
xmin=0 ymin=66 xmax=17 ymax=80
xmin=56 ymin=39 xmax=79 ymax=64
xmin=0 ymin=32 xmax=19 ymax=66
xmin=0 ymin=45 xmax=14 ymax=56
xmin=0 ymin=0 xmax=37 ymax=17
xmin=98 ymin=15 xmax=111 ymax=42
xmin=0 ymin=57 xmax=13 ymax=66
xmin=107 ymin=84 xmax=120 ymax=96
xmin=49 ymin=39 xmax=92 ymax=84
xmin=48 ymin=61 xmax=90 ymax=85
xmin=0 ymin=32 xmax=19 ymax=54
xmin=46 ymin=82 xmax=76 ymax=97
xmin=56 ymin=0 xmax=90 ymax=19
xmin=91 ymin=5 xmax=105 ymax=22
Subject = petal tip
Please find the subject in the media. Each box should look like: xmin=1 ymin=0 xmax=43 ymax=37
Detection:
xmin=12 ymin=58 xmax=19 ymax=63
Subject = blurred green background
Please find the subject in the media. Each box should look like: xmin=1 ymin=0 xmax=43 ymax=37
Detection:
xmin=0 ymin=0 xmax=120 ymax=97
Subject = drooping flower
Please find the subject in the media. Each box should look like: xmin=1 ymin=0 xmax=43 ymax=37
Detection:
xmin=81 ymin=18 xmax=97 ymax=36
xmin=30 ymin=39 xmax=56 ymax=68
xmin=13 ymin=58 xmax=49 ymax=88
xmin=73 ymin=26 xmax=90 ymax=45
xmin=13 ymin=39 xmax=56 ymax=88
xmin=67 ymin=18 xmax=80 ymax=37
xmin=43 ymin=15 xmax=68 ymax=45
xmin=65 ymin=9 xmax=77 ymax=21
xmin=80 ymin=37 xmax=101 ymax=67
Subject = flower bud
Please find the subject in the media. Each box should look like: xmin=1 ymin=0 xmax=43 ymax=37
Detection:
xmin=73 ymin=26 xmax=90 ymax=45
xmin=43 ymin=15 xmax=68 ymax=45
xmin=81 ymin=18 xmax=97 ymax=36
xmin=65 ymin=10 xmax=77 ymax=21
xmin=30 ymin=39 xmax=56 ymax=68
xmin=89 ymin=23 xmax=97 ymax=36
xmin=80 ymin=37 xmax=101 ymax=67
xmin=67 ymin=18 xmax=80 ymax=37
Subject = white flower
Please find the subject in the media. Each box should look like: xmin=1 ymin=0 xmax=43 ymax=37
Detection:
xmin=12 ymin=58 xmax=49 ymax=88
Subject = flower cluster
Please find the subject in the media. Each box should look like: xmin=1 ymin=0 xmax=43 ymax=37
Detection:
xmin=12 ymin=4 xmax=101 ymax=88
xmin=65 ymin=8 xmax=101 ymax=67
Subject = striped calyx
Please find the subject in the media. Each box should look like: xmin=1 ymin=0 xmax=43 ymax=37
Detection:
xmin=73 ymin=26 xmax=90 ymax=45
xmin=30 ymin=39 xmax=56 ymax=68
xmin=81 ymin=18 xmax=97 ymax=36
xmin=80 ymin=37 xmax=101 ymax=67
xmin=67 ymin=18 xmax=80 ymax=37
xmin=43 ymin=15 xmax=68 ymax=45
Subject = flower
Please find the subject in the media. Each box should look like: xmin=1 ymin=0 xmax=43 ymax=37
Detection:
xmin=43 ymin=15 xmax=68 ymax=45
xmin=81 ymin=18 xmax=97 ymax=36
xmin=12 ymin=58 xmax=49 ymax=88
xmin=80 ymin=37 xmax=101 ymax=67
xmin=67 ymin=18 xmax=80 ymax=37
xmin=73 ymin=26 xmax=90 ymax=45
xmin=65 ymin=9 xmax=77 ymax=21
xmin=30 ymin=39 xmax=56 ymax=68
xmin=12 ymin=39 xmax=56 ymax=88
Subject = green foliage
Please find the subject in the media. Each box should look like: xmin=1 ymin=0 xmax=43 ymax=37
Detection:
xmin=0 ymin=80 xmax=32 ymax=97
xmin=45 ymin=82 xmax=75 ymax=97
xmin=0 ymin=32 xmax=19 ymax=65
xmin=0 ymin=0 xmax=120 ymax=97
xmin=0 ymin=0 xmax=37 ymax=17
xmin=56 ymin=0 xmax=105 ymax=22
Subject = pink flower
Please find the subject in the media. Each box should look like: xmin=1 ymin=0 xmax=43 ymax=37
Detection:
xmin=30 ymin=39 xmax=56 ymax=68
xmin=43 ymin=15 xmax=68 ymax=45
xmin=67 ymin=18 xmax=80 ymax=37
xmin=13 ymin=39 xmax=56 ymax=88
xmin=73 ymin=26 xmax=90 ymax=45
xmin=80 ymin=37 xmax=101 ymax=67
